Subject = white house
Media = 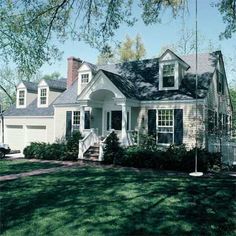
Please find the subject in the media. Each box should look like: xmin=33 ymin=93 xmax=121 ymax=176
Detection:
xmin=2 ymin=49 xmax=233 ymax=161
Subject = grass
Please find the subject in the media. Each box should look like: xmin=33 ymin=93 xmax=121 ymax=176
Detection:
xmin=0 ymin=159 xmax=62 ymax=176
xmin=0 ymin=166 xmax=235 ymax=236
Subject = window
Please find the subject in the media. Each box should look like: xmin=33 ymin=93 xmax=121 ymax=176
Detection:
xmin=107 ymin=112 xmax=110 ymax=131
xmin=84 ymin=111 xmax=90 ymax=129
xmin=40 ymin=88 xmax=47 ymax=105
xmin=73 ymin=111 xmax=80 ymax=126
xmin=208 ymin=110 xmax=215 ymax=133
xmin=217 ymin=70 xmax=224 ymax=94
xmin=81 ymin=73 xmax=89 ymax=83
xmin=157 ymin=109 xmax=174 ymax=144
xmin=18 ymin=90 xmax=25 ymax=106
xmin=163 ymin=64 xmax=175 ymax=88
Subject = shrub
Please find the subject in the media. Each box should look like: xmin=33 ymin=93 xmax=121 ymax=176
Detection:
xmin=23 ymin=131 xmax=83 ymax=161
xmin=118 ymin=144 xmax=221 ymax=172
xmin=103 ymin=131 xmax=124 ymax=164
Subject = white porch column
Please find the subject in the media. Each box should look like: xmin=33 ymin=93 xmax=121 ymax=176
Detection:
xmin=121 ymin=103 xmax=128 ymax=146
xmin=80 ymin=106 xmax=85 ymax=134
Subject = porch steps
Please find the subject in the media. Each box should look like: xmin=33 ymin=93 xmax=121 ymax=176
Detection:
xmin=83 ymin=144 xmax=99 ymax=161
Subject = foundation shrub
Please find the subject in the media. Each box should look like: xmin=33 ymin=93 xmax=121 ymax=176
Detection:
xmin=117 ymin=144 xmax=221 ymax=172
xmin=23 ymin=131 xmax=83 ymax=161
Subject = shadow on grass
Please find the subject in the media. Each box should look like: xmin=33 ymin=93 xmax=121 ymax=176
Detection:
xmin=0 ymin=160 xmax=62 ymax=176
xmin=0 ymin=167 xmax=235 ymax=235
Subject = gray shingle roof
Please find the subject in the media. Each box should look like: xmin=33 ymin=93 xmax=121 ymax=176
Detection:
xmin=22 ymin=81 xmax=38 ymax=92
xmin=97 ymin=51 xmax=218 ymax=100
xmin=53 ymin=80 xmax=78 ymax=105
xmin=4 ymin=99 xmax=54 ymax=116
xmin=45 ymin=79 xmax=67 ymax=92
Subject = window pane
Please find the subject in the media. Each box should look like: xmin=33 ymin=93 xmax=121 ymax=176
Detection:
xmin=73 ymin=111 xmax=80 ymax=125
xmin=158 ymin=133 xmax=173 ymax=144
xmin=40 ymin=97 xmax=46 ymax=105
xmin=163 ymin=76 xmax=175 ymax=87
xmin=81 ymin=73 xmax=89 ymax=83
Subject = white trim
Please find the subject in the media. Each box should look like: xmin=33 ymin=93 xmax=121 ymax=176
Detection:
xmin=16 ymin=89 xmax=27 ymax=108
xmin=4 ymin=116 xmax=54 ymax=119
xmin=38 ymin=86 xmax=49 ymax=108
xmin=159 ymin=61 xmax=179 ymax=91
xmin=156 ymin=109 xmax=174 ymax=145
xmin=78 ymin=70 xmax=126 ymax=101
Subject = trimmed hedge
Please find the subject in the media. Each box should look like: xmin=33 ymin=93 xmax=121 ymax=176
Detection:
xmin=23 ymin=131 xmax=82 ymax=161
xmin=104 ymin=143 xmax=221 ymax=172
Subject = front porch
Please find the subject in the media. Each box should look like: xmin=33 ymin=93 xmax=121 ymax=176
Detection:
xmin=77 ymin=74 xmax=140 ymax=160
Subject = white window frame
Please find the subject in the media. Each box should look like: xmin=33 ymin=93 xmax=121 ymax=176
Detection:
xmin=38 ymin=87 xmax=49 ymax=107
xmin=72 ymin=111 xmax=80 ymax=131
xmin=157 ymin=109 xmax=174 ymax=145
xmin=17 ymin=89 xmax=26 ymax=108
xmin=81 ymin=73 xmax=90 ymax=84
xmin=159 ymin=61 xmax=179 ymax=91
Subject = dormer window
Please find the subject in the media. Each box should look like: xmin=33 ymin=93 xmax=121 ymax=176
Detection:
xmin=81 ymin=73 xmax=89 ymax=84
xmin=158 ymin=49 xmax=190 ymax=91
xmin=163 ymin=64 xmax=175 ymax=88
xmin=38 ymin=87 xmax=48 ymax=107
xmin=19 ymin=90 xmax=25 ymax=106
xmin=40 ymin=88 xmax=47 ymax=105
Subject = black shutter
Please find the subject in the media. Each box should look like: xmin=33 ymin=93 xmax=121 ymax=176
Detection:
xmin=66 ymin=111 xmax=72 ymax=139
xmin=174 ymin=109 xmax=183 ymax=145
xmin=148 ymin=109 xmax=156 ymax=137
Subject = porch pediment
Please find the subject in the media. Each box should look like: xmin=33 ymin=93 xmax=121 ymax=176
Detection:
xmin=77 ymin=70 xmax=126 ymax=102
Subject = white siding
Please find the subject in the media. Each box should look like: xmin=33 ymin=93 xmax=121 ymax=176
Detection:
xmin=137 ymin=102 xmax=205 ymax=149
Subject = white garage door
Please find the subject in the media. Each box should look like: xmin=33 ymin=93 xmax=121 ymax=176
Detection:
xmin=5 ymin=125 xmax=24 ymax=151
xmin=26 ymin=126 xmax=47 ymax=145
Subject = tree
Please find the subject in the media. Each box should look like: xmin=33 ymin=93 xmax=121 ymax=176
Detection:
xmin=0 ymin=1 xmax=235 ymax=76
xmin=214 ymin=0 xmax=236 ymax=39
xmin=134 ymin=34 xmax=146 ymax=60
xmin=97 ymin=34 xmax=146 ymax=64
xmin=41 ymin=72 xmax=61 ymax=81
xmin=96 ymin=45 xmax=118 ymax=65
xmin=118 ymin=35 xmax=135 ymax=62
xmin=230 ymin=88 xmax=236 ymax=136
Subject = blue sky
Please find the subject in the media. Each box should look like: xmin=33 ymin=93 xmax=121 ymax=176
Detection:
xmin=41 ymin=0 xmax=235 ymax=83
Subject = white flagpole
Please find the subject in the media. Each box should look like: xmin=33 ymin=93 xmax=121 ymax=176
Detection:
xmin=190 ymin=0 xmax=203 ymax=177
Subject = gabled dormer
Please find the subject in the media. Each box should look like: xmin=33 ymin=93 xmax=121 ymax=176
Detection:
xmin=159 ymin=49 xmax=190 ymax=91
xmin=37 ymin=79 xmax=66 ymax=108
xmin=77 ymin=62 xmax=96 ymax=95
xmin=16 ymin=81 xmax=37 ymax=108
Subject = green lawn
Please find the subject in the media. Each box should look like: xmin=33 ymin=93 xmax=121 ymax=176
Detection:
xmin=0 ymin=166 xmax=235 ymax=236
xmin=0 ymin=159 xmax=62 ymax=176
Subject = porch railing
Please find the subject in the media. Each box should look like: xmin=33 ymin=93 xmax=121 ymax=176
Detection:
xmin=78 ymin=128 xmax=99 ymax=159
xmin=208 ymin=141 xmax=236 ymax=165
xmin=127 ymin=130 xmax=139 ymax=146
xmin=98 ymin=129 xmax=115 ymax=161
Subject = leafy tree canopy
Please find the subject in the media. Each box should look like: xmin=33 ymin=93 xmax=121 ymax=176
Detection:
xmin=0 ymin=0 xmax=235 ymax=76
xmin=97 ymin=34 xmax=146 ymax=64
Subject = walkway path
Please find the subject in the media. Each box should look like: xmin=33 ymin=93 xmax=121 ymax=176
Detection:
xmin=0 ymin=159 xmax=81 ymax=181
xmin=1 ymin=158 xmax=235 ymax=181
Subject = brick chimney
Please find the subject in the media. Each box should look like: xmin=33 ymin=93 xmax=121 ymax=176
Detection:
xmin=67 ymin=57 xmax=82 ymax=88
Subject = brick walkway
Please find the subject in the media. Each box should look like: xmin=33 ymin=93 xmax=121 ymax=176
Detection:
xmin=0 ymin=159 xmax=81 ymax=181
xmin=1 ymin=158 xmax=235 ymax=181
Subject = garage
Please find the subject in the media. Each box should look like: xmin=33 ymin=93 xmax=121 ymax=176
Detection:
xmin=5 ymin=125 xmax=24 ymax=151
xmin=26 ymin=125 xmax=47 ymax=145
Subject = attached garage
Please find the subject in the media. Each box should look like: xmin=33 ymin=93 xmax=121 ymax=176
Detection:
xmin=26 ymin=125 xmax=47 ymax=145
xmin=5 ymin=125 xmax=24 ymax=151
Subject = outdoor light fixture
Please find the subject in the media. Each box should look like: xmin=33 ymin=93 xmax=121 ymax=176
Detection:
xmin=190 ymin=0 xmax=203 ymax=177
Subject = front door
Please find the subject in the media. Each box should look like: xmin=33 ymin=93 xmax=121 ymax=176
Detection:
xmin=111 ymin=111 xmax=122 ymax=130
